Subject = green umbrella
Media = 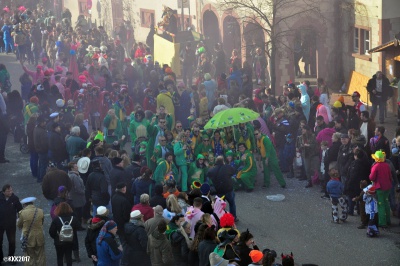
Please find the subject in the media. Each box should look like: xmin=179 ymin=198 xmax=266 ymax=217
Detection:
xmin=204 ymin=107 xmax=260 ymax=129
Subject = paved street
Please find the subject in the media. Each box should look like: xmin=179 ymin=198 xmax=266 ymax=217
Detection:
xmin=1 ymin=53 xmax=400 ymax=265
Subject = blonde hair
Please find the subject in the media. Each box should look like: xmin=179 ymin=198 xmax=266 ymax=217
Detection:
xmin=166 ymin=194 xmax=182 ymax=214
xmin=108 ymin=150 xmax=119 ymax=159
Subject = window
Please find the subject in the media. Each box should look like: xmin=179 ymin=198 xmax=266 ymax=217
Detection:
xmin=363 ymin=30 xmax=370 ymax=54
xmin=140 ymin=9 xmax=155 ymax=28
xmin=78 ymin=0 xmax=88 ymax=15
xmin=352 ymin=26 xmax=371 ymax=58
xmin=353 ymin=29 xmax=359 ymax=52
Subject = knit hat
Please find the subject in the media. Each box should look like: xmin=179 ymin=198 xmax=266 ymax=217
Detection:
xmin=111 ymin=157 xmax=123 ymax=165
xmin=94 ymin=131 xmax=104 ymax=141
xmin=200 ymin=183 xmax=210 ymax=195
xmin=98 ymin=221 xmax=117 ymax=244
xmin=371 ymin=150 xmax=385 ymax=163
xmin=249 ymin=250 xmax=263 ymax=263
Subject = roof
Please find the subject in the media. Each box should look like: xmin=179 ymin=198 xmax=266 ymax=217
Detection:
xmin=368 ymin=39 xmax=397 ymax=53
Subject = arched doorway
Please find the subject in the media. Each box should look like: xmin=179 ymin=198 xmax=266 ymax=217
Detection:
xmin=223 ymin=16 xmax=241 ymax=62
xmin=243 ymin=22 xmax=265 ymax=65
xmin=297 ymin=28 xmax=317 ymax=77
xmin=203 ymin=10 xmax=220 ymax=53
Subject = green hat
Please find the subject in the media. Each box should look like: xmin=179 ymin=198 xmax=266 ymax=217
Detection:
xmin=226 ymin=150 xmax=234 ymax=157
xmin=202 ymin=134 xmax=209 ymax=140
xmin=94 ymin=131 xmax=104 ymax=141
xmin=140 ymin=141 xmax=147 ymax=147
xmin=371 ymin=150 xmax=385 ymax=162
xmin=197 ymin=154 xmax=205 ymax=160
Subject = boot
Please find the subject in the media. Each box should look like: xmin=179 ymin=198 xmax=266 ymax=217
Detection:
xmin=73 ymin=250 xmax=81 ymax=263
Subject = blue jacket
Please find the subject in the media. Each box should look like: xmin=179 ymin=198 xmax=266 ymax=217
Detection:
xmin=203 ymin=79 xmax=217 ymax=110
xmin=96 ymin=233 xmax=122 ymax=266
xmin=327 ymin=179 xmax=343 ymax=198
xmin=227 ymin=70 xmax=243 ymax=91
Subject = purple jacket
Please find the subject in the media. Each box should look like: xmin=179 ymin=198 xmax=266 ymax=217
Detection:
xmin=316 ymin=127 xmax=336 ymax=147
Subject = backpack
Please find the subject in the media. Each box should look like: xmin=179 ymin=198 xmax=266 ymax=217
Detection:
xmin=58 ymin=217 xmax=74 ymax=242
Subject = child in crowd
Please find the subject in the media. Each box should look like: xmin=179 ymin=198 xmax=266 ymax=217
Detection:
xmin=319 ymin=141 xmax=328 ymax=185
xmin=352 ymin=180 xmax=369 ymax=229
xmin=363 ymin=184 xmax=379 ymax=237
xmin=326 ymin=168 xmax=348 ymax=223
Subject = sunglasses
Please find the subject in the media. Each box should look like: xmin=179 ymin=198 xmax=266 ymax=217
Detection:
xmin=159 ymin=121 xmax=166 ymax=124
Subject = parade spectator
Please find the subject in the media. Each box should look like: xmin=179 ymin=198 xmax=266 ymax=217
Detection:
xmin=147 ymin=219 xmax=175 ymax=266
xmin=96 ymin=220 xmax=123 ymax=266
xmin=111 ymin=182 xmax=131 ymax=243
xmin=85 ymin=206 xmax=109 ymax=265
xmin=131 ymin=193 xmax=154 ymax=222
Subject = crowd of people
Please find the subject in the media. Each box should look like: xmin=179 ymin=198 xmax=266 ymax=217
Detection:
xmin=0 ymin=3 xmax=399 ymax=266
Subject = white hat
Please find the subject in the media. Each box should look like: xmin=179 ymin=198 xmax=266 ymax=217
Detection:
xmin=21 ymin=197 xmax=37 ymax=204
xmin=130 ymin=210 xmax=143 ymax=219
xmin=37 ymin=84 xmax=44 ymax=91
xmin=97 ymin=206 xmax=108 ymax=216
xmin=50 ymin=112 xmax=59 ymax=118
xmin=77 ymin=157 xmax=90 ymax=173
xmin=82 ymin=83 xmax=87 ymax=88
xmin=86 ymin=45 xmax=93 ymax=52
xmin=56 ymin=99 xmax=65 ymax=108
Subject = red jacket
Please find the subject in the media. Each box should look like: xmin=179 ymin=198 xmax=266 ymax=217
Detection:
xmin=369 ymin=162 xmax=392 ymax=190
xmin=131 ymin=203 xmax=154 ymax=222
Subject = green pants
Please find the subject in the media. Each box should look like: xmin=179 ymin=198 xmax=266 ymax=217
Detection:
xmin=376 ymin=189 xmax=391 ymax=226
xmin=263 ymin=157 xmax=286 ymax=188
xmin=178 ymin=164 xmax=188 ymax=192
xmin=238 ymin=171 xmax=255 ymax=190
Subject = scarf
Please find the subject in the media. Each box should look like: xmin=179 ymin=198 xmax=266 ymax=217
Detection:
xmin=97 ymin=220 xmax=117 ymax=244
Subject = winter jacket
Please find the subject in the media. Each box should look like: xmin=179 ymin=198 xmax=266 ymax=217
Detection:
xmin=132 ymin=178 xmax=155 ymax=205
xmin=85 ymin=217 xmax=108 ymax=258
xmin=369 ymin=162 xmax=392 ymax=190
xmin=337 ymin=143 xmax=353 ymax=177
xmin=110 ymin=192 xmax=131 ymax=234
xmin=144 ymin=214 xmax=168 ymax=236
xmin=149 ymin=194 xmax=167 ymax=209
xmin=92 ymin=155 xmax=113 ymax=185
xmin=42 ymin=168 xmax=72 ymax=200
xmin=66 ymin=135 xmax=87 ymax=161
xmin=48 ymin=130 xmax=68 ymax=162
xmin=0 ymin=193 xmax=22 ymax=227
xmin=96 ymin=232 xmax=123 ymax=266
xmin=110 ymin=165 xmax=132 ymax=198
xmin=327 ymin=179 xmax=344 ymax=198
xmin=122 ymin=221 xmax=151 ymax=266
xmin=147 ymin=230 xmax=175 ymax=266
xmin=366 ymin=74 xmax=392 ymax=103
xmin=68 ymin=171 xmax=86 ymax=208
xmin=33 ymin=124 xmax=48 ymax=153
xmin=208 ymin=163 xmax=235 ymax=196
xmin=131 ymin=203 xmax=154 ymax=222
xmin=198 ymin=240 xmax=218 ymax=266
xmin=345 ymin=159 xmax=367 ymax=197
xmin=234 ymin=243 xmax=259 ymax=266
xmin=49 ymin=214 xmax=80 ymax=246
xmin=170 ymin=228 xmax=190 ymax=266
xmin=85 ymin=169 xmax=110 ymax=206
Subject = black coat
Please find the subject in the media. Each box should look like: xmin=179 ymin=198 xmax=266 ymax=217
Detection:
xmin=121 ymin=222 xmax=151 ymax=266
xmin=110 ymin=166 xmax=133 ymax=199
xmin=366 ymin=74 xmax=392 ymax=103
xmin=48 ymin=130 xmax=68 ymax=162
xmin=337 ymin=143 xmax=353 ymax=177
xmin=149 ymin=194 xmax=167 ymax=209
xmin=125 ymin=162 xmax=142 ymax=181
xmin=85 ymin=169 xmax=110 ymax=206
xmin=49 ymin=214 xmax=80 ymax=246
xmin=345 ymin=158 xmax=370 ymax=197
xmin=111 ymin=192 xmax=131 ymax=235
xmin=84 ymin=216 xmax=108 ymax=257
xmin=234 ymin=243 xmax=259 ymax=266
xmin=170 ymin=230 xmax=190 ymax=266
xmin=208 ymin=163 xmax=235 ymax=195
xmin=198 ymin=240 xmax=217 ymax=266
xmin=0 ymin=193 xmax=22 ymax=228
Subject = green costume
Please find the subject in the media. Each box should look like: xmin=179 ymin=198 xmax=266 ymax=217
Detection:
xmin=174 ymin=140 xmax=188 ymax=192
xmin=188 ymin=160 xmax=207 ymax=185
xmin=237 ymin=150 xmax=257 ymax=190
xmin=146 ymin=123 xmax=165 ymax=171
xmin=153 ymin=114 xmax=173 ymax=131
xmin=113 ymin=101 xmax=128 ymax=147
xmin=128 ymin=116 xmax=149 ymax=143
xmin=194 ymin=143 xmax=214 ymax=159
xmin=234 ymin=123 xmax=256 ymax=151
xmin=257 ymin=134 xmax=286 ymax=188
xmin=151 ymin=144 xmax=171 ymax=166
xmin=103 ymin=114 xmax=122 ymax=144
xmin=153 ymin=158 xmax=178 ymax=185
xmin=23 ymin=103 xmax=39 ymax=125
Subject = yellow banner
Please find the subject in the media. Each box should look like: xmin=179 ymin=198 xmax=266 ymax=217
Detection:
xmin=154 ymin=34 xmax=181 ymax=76
xmin=347 ymin=71 xmax=371 ymax=105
